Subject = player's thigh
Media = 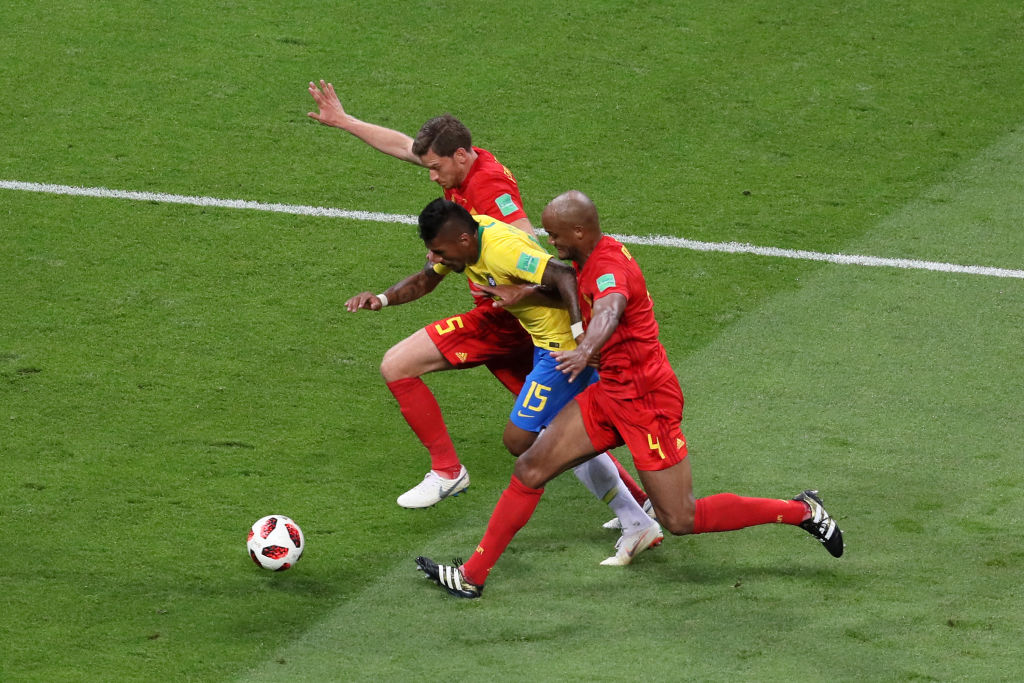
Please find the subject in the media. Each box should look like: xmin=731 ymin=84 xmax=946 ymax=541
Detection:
xmin=638 ymin=460 xmax=697 ymax=535
xmin=513 ymin=400 xmax=597 ymax=488
xmin=379 ymin=327 xmax=453 ymax=381
xmin=428 ymin=305 xmax=530 ymax=370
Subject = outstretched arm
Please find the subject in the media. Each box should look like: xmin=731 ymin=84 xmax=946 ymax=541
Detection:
xmin=307 ymin=80 xmax=422 ymax=165
xmin=345 ymin=264 xmax=445 ymax=312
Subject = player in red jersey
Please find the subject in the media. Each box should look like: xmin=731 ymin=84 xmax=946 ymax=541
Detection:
xmin=308 ymin=82 xmax=650 ymax=515
xmin=416 ymin=190 xmax=844 ymax=598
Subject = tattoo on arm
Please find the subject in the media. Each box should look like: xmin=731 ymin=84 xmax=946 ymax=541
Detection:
xmin=381 ymin=266 xmax=445 ymax=306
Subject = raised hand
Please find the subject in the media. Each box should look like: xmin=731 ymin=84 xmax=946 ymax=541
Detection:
xmin=307 ymin=80 xmax=348 ymax=129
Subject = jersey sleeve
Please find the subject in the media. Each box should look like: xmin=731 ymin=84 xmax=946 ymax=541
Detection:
xmin=483 ymin=230 xmax=552 ymax=286
xmin=510 ymin=245 xmax=551 ymax=285
xmin=585 ymin=252 xmax=631 ymax=303
xmin=468 ymin=172 xmax=528 ymax=224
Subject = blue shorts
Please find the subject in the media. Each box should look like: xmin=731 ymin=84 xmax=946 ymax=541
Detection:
xmin=509 ymin=346 xmax=597 ymax=432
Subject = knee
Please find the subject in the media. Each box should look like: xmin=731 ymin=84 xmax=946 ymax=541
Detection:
xmin=503 ymin=440 xmax=524 ymax=457
xmin=380 ymin=346 xmax=415 ymax=382
xmin=502 ymin=432 xmax=533 ymax=457
xmin=658 ymin=503 xmax=696 ymax=536
xmin=512 ymin=454 xmax=547 ymax=490
xmin=502 ymin=423 xmax=537 ymax=458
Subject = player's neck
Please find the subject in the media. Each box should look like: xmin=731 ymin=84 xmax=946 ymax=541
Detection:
xmin=574 ymin=233 xmax=603 ymax=266
xmin=454 ymin=150 xmax=478 ymax=188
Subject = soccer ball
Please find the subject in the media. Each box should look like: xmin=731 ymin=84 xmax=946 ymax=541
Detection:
xmin=247 ymin=514 xmax=304 ymax=571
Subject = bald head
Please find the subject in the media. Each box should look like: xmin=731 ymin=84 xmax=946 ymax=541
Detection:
xmin=542 ymin=190 xmax=599 ymax=233
xmin=540 ymin=190 xmax=603 ymax=263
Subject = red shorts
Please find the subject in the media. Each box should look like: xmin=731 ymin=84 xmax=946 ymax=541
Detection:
xmin=425 ymin=300 xmax=534 ymax=386
xmin=576 ymin=376 xmax=688 ymax=471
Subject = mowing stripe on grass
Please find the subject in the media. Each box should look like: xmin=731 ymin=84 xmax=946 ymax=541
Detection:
xmin=3 ymin=179 xmax=1022 ymax=280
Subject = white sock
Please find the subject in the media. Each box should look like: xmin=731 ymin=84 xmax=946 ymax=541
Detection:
xmin=573 ymin=453 xmax=651 ymax=532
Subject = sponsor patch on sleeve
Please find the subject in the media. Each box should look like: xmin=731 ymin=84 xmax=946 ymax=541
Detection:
xmin=517 ymin=252 xmax=540 ymax=274
xmin=495 ymin=193 xmax=519 ymax=217
xmin=596 ymin=273 xmax=617 ymax=292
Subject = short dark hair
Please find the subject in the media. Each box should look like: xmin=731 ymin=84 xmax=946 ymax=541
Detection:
xmin=418 ymin=198 xmax=476 ymax=242
xmin=411 ymin=114 xmax=472 ymax=157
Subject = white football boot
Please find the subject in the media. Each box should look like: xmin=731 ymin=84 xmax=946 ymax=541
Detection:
xmin=396 ymin=466 xmax=470 ymax=508
xmin=600 ymin=521 xmax=664 ymax=566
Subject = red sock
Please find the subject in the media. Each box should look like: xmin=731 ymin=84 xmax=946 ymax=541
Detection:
xmin=386 ymin=378 xmax=460 ymax=475
xmin=461 ymin=476 xmax=544 ymax=585
xmin=609 ymin=454 xmax=649 ymax=506
xmin=692 ymin=493 xmax=806 ymax=533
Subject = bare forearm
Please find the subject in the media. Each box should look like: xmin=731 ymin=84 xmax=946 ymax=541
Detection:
xmin=575 ymin=306 xmax=618 ymax=359
xmin=551 ymin=296 xmax=622 ymax=382
xmin=339 ymin=117 xmax=419 ymax=164
xmin=541 ymin=260 xmax=582 ymax=324
xmin=346 ymin=267 xmax=443 ymax=312
xmin=308 ymin=81 xmax=420 ymax=164
xmin=380 ymin=268 xmax=443 ymax=305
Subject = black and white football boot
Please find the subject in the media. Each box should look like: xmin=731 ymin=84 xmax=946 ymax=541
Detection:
xmin=415 ymin=556 xmax=483 ymax=599
xmin=794 ymin=489 xmax=844 ymax=558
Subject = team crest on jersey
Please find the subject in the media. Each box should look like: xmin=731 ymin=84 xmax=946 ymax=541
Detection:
xmin=487 ymin=276 xmax=497 ymax=286
xmin=456 ymin=352 xmax=468 ymax=363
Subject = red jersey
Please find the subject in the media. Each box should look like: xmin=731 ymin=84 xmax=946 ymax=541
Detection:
xmin=444 ymin=147 xmax=527 ymax=224
xmin=577 ymin=235 xmax=676 ymax=399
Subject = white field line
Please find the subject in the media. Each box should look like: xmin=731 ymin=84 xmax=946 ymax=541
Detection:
xmin=0 ymin=179 xmax=418 ymax=225
xmin=3 ymin=179 xmax=1023 ymax=280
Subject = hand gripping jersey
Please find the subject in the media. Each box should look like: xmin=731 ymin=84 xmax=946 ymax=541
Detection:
xmin=576 ymin=235 xmax=676 ymax=399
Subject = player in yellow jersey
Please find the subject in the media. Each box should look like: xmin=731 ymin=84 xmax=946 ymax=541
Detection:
xmin=416 ymin=199 xmax=663 ymax=565
xmin=425 ymin=208 xmax=584 ymax=453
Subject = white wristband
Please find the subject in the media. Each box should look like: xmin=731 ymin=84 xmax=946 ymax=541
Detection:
xmin=570 ymin=321 xmax=584 ymax=338
xmin=376 ymin=293 xmax=389 ymax=308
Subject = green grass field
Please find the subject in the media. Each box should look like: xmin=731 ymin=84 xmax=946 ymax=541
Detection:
xmin=2 ymin=1 xmax=1023 ymax=680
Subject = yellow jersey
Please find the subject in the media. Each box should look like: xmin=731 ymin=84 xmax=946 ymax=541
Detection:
xmin=433 ymin=216 xmax=575 ymax=351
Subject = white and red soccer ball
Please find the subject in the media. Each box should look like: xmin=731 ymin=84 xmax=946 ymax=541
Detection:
xmin=247 ymin=514 xmax=304 ymax=571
